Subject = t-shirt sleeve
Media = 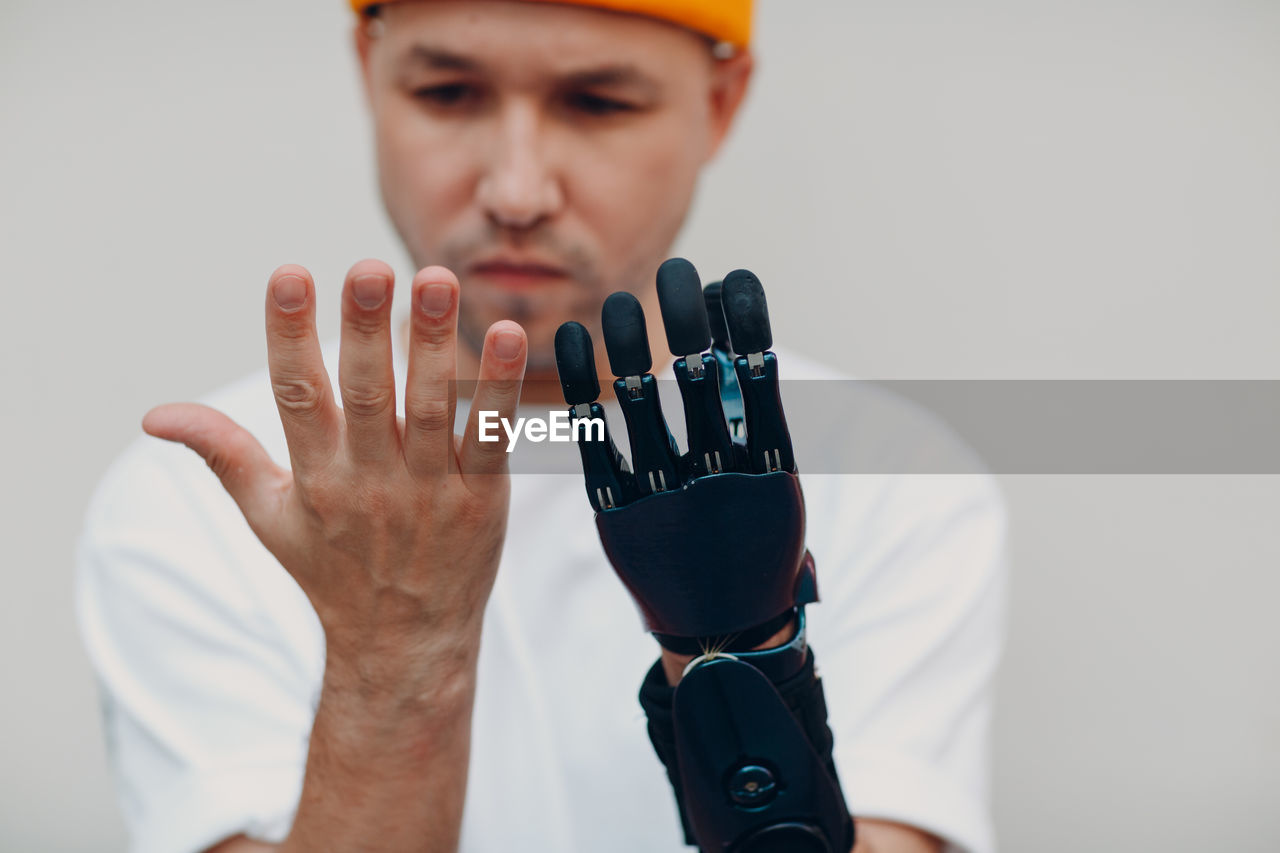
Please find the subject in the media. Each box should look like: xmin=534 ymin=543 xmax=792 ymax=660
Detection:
xmin=804 ymin=471 xmax=1009 ymax=853
xmin=76 ymin=436 xmax=319 ymax=853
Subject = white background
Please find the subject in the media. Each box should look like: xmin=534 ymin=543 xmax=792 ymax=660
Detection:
xmin=2 ymin=0 xmax=1278 ymax=849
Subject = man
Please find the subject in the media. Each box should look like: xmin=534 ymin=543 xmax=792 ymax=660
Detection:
xmin=77 ymin=2 xmax=1007 ymax=852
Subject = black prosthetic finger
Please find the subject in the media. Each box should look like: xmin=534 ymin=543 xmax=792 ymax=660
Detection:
xmin=703 ymin=280 xmax=746 ymax=441
xmin=656 ymin=259 xmax=736 ymax=477
xmin=721 ymin=270 xmax=773 ymax=355
xmin=555 ymin=320 xmax=600 ymax=406
xmin=658 ymin=258 xmax=712 ymax=358
xmin=721 ymin=270 xmax=796 ymax=474
xmin=601 ymin=292 xmax=682 ymax=495
xmin=554 ymin=321 xmax=636 ymax=511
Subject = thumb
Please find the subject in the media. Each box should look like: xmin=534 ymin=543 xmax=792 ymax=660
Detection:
xmin=143 ymin=402 xmax=288 ymax=528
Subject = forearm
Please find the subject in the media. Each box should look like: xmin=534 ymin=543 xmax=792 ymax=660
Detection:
xmin=662 ymin=624 xmax=943 ymax=853
xmin=853 ymin=819 xmax=944 ymax=853
xmin=279 ymin=630 xmax=481 ymax=853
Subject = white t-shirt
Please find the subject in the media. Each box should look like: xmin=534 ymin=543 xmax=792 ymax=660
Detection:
xmin=76 ymin=335 xmax=1008 ymax=853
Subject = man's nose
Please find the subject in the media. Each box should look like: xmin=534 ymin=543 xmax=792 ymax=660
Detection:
xmin=476 ymin=103 xmax=564 ymax=231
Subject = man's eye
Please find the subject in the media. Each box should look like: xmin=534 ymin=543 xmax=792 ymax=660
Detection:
xmin=565 ymin=91 xmax=636 ymax=116
xmin=412 ymin=83 xmax=478 ymax=107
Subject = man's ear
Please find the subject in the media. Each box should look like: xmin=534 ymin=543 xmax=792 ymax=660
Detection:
xmin=705 ymin=50 xmax=755 ymax=161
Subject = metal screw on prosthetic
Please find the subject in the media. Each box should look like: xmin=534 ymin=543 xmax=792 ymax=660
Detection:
xmin=721 ymin=270 xmax=795 ymax=474
xmin=601 ymin=292 xmax=682 ymax=496
xmin=553 ymin=321 xmax=636 ymax=511
xmin=656 ymin=258 xmax=736 ymax=478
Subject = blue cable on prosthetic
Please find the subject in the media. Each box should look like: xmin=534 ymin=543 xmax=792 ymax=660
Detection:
xmin=703 ymin=280 xmax=746 ymax=438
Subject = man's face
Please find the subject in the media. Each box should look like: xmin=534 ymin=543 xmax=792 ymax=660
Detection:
xmin=355 ymin=0 xmax=750 ymax=377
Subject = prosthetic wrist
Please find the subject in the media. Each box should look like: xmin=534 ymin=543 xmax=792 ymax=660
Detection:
xmin=554 ymin=260 xmax=855 ymax=852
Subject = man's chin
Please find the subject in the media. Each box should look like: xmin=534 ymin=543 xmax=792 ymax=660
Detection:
xmin=524 ymin=332 xmax=564 ymax=376
xmin=456 ymin=312 xmax=561 ymax=371
xmin=464 ymin=288 xmax=600 ymax=346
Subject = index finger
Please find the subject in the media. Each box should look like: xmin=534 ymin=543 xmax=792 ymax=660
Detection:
xmin=265 ymin=266 xmax=342 ymax=474
xmin=460 ymin=321 xmax=528 ymax=479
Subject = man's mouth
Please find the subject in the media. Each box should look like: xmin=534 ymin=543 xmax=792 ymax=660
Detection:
xmin=469 ymin=256 xmax=570 ymax=289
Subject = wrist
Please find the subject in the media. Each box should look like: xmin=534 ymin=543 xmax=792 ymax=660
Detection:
xmin=659 ymin=616 xmax=798 ymax=686
xmin=323 ymin=618 xmax=483 ymax=709
xmin=285 ymin=630 xmax=479 ymax=853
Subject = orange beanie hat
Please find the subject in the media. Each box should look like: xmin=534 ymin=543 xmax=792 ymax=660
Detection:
xmin=348 ymin=0 xmax=752 ymax=49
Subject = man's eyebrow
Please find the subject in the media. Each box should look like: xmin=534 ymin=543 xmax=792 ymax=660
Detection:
xmin=560 ymin=65 xmax=661 ymax=97
xmin=400 ymin=44 xmax=483 ymax=73
xmin=397 ymin=47 xmax=661 ymax=97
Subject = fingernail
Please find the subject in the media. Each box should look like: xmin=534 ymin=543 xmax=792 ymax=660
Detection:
xmin=273 ymin=275 xmax=306 ymax=310
xmin=494 ymin=329 xmax=523 ymax=361
xmin=418 ymin=282 xmax=453 ymax=318
xmin=353 ymin=275 xmax=387 ymax=309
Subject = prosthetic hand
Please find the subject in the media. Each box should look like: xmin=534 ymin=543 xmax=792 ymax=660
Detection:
xmin=553 ymin=259 xmax=855 ymax=853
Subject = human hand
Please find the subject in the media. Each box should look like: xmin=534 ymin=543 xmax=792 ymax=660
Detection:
xmin=142 ymin=260 xmax=528 ymax=662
